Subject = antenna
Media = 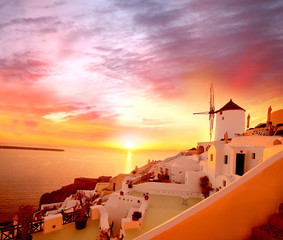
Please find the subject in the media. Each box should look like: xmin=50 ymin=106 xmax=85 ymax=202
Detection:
xmin=193 ymin=83 xmax=215 ymax=141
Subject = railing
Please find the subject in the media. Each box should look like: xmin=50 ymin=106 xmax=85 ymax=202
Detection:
xmin=1 ymin=224 xmax=21 ymax=240
xmin=27 ymin=219 xmax=44 ymax=234
xmin=150 ymin=189 xmax=203 ymax=199
xmin=0 ymin=209 xmax=91 ymax=239
xmin=62 ymin=208 xmax=90 ymax=225
xmin=62 ymin=211 xmax=80 ymax=225
xmin=0 ymin=219 xmax=44 ymax=240
xmin=244 ymin=128 xmax=269 ymax=136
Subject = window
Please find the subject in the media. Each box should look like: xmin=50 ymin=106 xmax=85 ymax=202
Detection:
xmin=252 ymin=153 xmax=256 ymax=159
xmin=222 ymin=117 xmax=224 ymax=120
xmin=224 ymin=155 xmax=228 ymax=164
xmin=223 ymin=180 xmax=226 ymax=187
xmin=210 ymin=154 xmax=213 ymax=161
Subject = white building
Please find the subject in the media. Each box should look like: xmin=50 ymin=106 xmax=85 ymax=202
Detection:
xmin=155 ymin=102 xmax=283 ymax=197
xmin=205 ymin=135 xmax=283 ymax=191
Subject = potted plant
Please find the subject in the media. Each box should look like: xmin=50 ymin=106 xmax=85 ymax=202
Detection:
xmin=132 ymin=211 xmax=142 ymax=221
xmin=74 ymin=191 xmax=91 ymax=230
xmin=127 ymin=180 xmax=133 ymax=188
xmin=16 ymin=205 xmax=35 ymax=240
xmin=143 ymin=193 xmax=149 ymax=200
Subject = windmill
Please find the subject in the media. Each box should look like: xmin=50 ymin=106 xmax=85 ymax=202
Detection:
xmin=193 ymin=83 xmax=216 ymax=141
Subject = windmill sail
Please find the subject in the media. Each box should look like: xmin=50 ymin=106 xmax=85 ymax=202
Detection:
xmin=193 ymin=83 xmax=215 ymax=141
xmin=209 ymin=83 xmax=215 ymax=141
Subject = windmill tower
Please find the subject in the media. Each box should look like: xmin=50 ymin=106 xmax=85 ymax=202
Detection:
xmin=214 ymin=99 xmax=245 ymax=140
xmin=194 ymin=84 xmax=245 ymax=141
xmin=193 ymin=83 xmax=216 ymax=141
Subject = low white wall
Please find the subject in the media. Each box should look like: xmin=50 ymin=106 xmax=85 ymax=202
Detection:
xmin=90 ymin=205 xmax=109 ymax=230
xmin=43 ymin=214 xmax=62 ymax=234
xmin=90 ymin=206 xmax=100 ymax=220
xmin=263 ymin=145 xmax=283 ymax=161
xmin=104 ymin=193 xmax=145 ymax=224
xmin=121 ymin=218 xmax=140 ymax=231
xmin=186 ymin=170 xmax=205 ymax=191
xmin=105 ymin=194 xmax=144 ymax=213
xmin=122 ymin=197 xmax=149 ymax=236
xmin=133 ymin=182 xmax=202 ymax=198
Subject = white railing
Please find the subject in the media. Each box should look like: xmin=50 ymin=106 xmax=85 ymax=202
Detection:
xmin=147 ymin=189 xmax=203 ymax=199
xmin=133 ymin=182 xmax=202 ymax=199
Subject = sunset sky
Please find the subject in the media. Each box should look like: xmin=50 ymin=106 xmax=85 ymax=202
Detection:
xmin=0 ymin=0 xmax=282 ymax=150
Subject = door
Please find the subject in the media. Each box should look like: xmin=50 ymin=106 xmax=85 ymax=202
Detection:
xmin=236 ymin=153 xmax=245 ymax=176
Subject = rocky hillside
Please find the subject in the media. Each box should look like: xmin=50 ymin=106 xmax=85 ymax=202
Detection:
xmin=39 ymin=176 xmax=111 ymax=207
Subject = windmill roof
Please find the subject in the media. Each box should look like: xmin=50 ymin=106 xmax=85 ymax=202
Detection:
xmin=216 ymin=99 xmax=245 ymax=113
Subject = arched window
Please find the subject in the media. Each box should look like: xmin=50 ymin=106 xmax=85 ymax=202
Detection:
xmin=273 ymin=139 xmax=282 ymax=145
xmin=197 ymin=146 xmax=204 ymax=154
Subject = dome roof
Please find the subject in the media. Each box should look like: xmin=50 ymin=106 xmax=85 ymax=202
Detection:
xmin=216 ymin=99 xmax=245 ymax=113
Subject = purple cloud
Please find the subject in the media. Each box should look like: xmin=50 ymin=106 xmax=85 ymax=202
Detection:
xmin=110 ymin=0 xmax=283 ymax=96
xmin=0 ymin=50 xmax=53 ymax=83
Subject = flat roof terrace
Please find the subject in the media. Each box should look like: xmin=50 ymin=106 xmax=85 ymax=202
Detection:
xmin=125 ymin=192 xmax=201 ymax=239
xmin=33 ymin=192 xmax=201 ymax=240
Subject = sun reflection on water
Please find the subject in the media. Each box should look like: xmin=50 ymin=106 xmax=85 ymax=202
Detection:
xmin=125 ymin=151 xmax=133 ymax=173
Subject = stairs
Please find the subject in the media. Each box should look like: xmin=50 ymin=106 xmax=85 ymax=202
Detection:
xmin=249 ymin=204 xmax=283 ymax=240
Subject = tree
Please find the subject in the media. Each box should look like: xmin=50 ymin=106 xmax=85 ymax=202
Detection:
xmin=74 ymin=191 xmax=97 ymax=230
xmin=200 ymin=176 xmax=214 ymax=199
xmin=17 ymin=205 xmax=35 ymax=240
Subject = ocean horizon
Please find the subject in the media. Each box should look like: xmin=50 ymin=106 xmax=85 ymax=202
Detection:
xmin=0 ymin=146 xmax=178 ymax=223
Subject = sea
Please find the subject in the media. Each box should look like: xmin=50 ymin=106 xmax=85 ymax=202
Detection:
xmin=0 ymin=146 xmax=178 ymax=223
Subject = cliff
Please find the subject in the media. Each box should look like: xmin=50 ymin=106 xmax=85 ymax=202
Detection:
xmin=39 ymin=176 xmax=111 ymax=207
xmin=0 ymin=145 xmax=64 ymax=151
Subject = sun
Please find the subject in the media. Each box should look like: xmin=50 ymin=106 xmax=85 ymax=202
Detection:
xmin=125 ymin=141 xmax=135 ymax=150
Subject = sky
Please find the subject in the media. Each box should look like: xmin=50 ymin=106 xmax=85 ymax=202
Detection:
xmin=0 ymin=0 xmax=282 ymax=150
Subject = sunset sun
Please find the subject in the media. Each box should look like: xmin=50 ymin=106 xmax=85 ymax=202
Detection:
xmin=125 ymin=141 xmax=135 ymax=150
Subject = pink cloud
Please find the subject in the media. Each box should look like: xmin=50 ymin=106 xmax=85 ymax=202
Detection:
xmin=0 ymin=52 xmax=52 ymax=83
xmin=24 ymin=119 xmax=38 ymax=128
xmin=12 ymin=119 xmax=20 ymax=125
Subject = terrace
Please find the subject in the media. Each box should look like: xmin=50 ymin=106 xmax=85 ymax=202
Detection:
xmin=31 ymin=192 xmax=201 ymax=240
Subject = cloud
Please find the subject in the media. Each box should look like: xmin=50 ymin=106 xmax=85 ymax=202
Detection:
xmin=110 ymin=0 xmax=283 ymax=97
xmin=43 ymin=105 xmax=101 ymax=123
xmin=11 ymin=118 xmax=37 ymax=131
xmin=0 ymin=52 xmax=52 ymax=83
xmin=24 ymin=119 xmax=38 ymax=128
xmin=0 ymin=0 xmax=282 ymax=148
xmin=42 ymin=1 xmax=66 ymax=9
xmin=0 ymin=16 xmax=56 ymax=29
